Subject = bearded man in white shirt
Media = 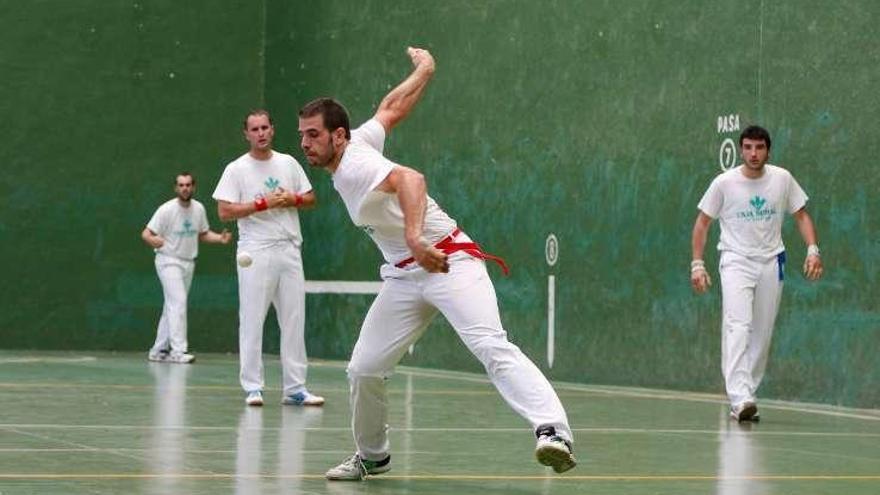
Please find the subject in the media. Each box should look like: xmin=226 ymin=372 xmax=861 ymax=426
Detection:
xmin=142 ymin=172 xmax=232 ymax=364
xmin=691 ymin=125 xmax=824 ymax=422
xmin=297 ymin=47 xmax=576 ymax=481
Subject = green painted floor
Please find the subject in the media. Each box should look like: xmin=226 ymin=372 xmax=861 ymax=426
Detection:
xmin=0 ymin=352 xmax=878 ymax=495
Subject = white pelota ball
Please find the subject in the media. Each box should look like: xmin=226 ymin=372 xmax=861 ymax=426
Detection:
xmin=237 ymin=252 xmax=253 ymax=268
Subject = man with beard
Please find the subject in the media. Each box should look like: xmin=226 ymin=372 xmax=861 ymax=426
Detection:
xmin=297 ymin=47 xmax=576 ymax=480
xmin=142 ymin=172 xmax=232 ymax=363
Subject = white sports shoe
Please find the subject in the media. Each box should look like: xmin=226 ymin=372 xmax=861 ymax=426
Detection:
xmin=147 ymin=350 xmax=168 ymax=362
xmin=730 ymin=401 xmax=759 ymax=422
xmin=166 ymin=352 xmax=195 ymax=364
xmin=535 ymin=425 xmax=577 ymax=473
xmin=282 ymin=390 xmax=325 ymax=406
xmin=325 ymin=454 xmax=391 ymax=481
xmin=245 ymin=390 xmax=264 ymax=406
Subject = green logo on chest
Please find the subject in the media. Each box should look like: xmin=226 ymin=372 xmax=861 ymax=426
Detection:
xmin=265 ymin=177 xmax=280 ymax=190
xmin=737 ymin=195 xmax=777 ymax=222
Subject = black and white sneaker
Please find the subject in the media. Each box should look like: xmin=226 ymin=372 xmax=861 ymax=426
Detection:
xmin=535 ymin=425 xmax=577 ymax=473
xmin=325 ymin=454 xmax=391 ymax=481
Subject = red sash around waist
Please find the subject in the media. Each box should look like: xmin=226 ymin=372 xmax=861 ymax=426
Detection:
xmin=394 ymin=228 xmax=510 ymax=275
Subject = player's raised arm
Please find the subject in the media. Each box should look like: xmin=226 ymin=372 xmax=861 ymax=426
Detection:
xmin=373 ymin=47 xmax=436 ymax=133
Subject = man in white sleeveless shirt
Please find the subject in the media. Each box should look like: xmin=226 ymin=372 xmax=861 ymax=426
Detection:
xmin=297 ymin=47 xmax=576 ymax=480
xmin=213 ymin=110 xmax=324 ymax=408
xmin=691 ymin=125 xmax=824 ymax=422
xmin=142 ymin=172 xmax=232 ymax=364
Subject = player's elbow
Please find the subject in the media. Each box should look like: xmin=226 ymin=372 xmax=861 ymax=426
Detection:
xmin=217 ymin=204 xmax=234 ymax=222
xmin=300 ymin=192 xmax=317 ymax=210
xmin=404 ymin=169 xmax=426 ymax=191
xmin=374 ymin=108 xmax=402 ymax=132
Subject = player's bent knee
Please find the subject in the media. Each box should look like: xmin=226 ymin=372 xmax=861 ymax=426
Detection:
xmin=346 ymin=363 xmax=391 ymax=381
xmin=469 ymin=339 xmax=522 ymax=376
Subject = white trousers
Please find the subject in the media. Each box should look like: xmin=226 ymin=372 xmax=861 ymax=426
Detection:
xmin=151 ymin=255 xmax=195 ymax=355
xmin=237 ymin=242 xmax=307 ymax=396
xmin=347 ymin=253 xmax=572 ymax=461
xmin=719 ymin=250 xmax=785 ymax=407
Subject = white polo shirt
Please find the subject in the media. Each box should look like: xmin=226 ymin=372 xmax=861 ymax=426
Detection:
xmin=146 ymin=199 xmax=209 ymax=260
xmin=212 ymin=151 xmax=313 ymax=250
xmin=332 ymin=119 xmax=457 ymax=264
xmin=698 ymin=164 xmax=808 ymax=258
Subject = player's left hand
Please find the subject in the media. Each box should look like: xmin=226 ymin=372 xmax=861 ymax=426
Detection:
xmin=411 ymin=237 xmax=449 ymax=273
xmin=272 ymin=188 xmax=300 ymax=208
xmin=407 ymin=46 xmax=435 ymax=73
xmin=803 ymin=254 xmax=823 ymax=281
xmin=220 ymin=229 xmax=232 ymax=245
xmin=267 ymin=188 xmax=287 ymax=209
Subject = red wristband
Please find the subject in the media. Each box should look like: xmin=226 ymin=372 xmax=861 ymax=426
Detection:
xmin=254 ymin=197 xmax=268 ymax=211
xmin=293 ymin=194 xmax=303 ymax=207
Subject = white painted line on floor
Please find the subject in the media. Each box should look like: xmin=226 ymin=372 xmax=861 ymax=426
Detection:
xmin=0 ymin=357 xmax=97 ymax=365
xmin=1 ymin=473 xmax=879 ymax=481
xmin=304 ymin=280 xmax=382 ymax=294
xmin=2 ymin=354 xmax=877 ymax=423
xmin=2 ymin=424 xmax=879 ymax=437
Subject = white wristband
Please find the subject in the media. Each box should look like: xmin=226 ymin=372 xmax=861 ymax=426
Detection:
xmin=690 ymin=259 xmax=706 ymax=273
xmin=807 ymin=244 xmax=820 ymax=257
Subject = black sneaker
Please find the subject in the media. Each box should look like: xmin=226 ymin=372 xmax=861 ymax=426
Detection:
xmin=730 ymin=401 xmax=758 ymax=422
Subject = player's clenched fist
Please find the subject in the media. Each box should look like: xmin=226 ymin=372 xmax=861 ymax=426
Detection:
xmin=407 ymin=46 xmax=435 ymax=74
xmin=690 ymin=259 xmax=712 ymax=294
xmin=267 ymin=189 xmax=287 ymax=209
xmin=410 ymin=237 xmax=449 ymax=273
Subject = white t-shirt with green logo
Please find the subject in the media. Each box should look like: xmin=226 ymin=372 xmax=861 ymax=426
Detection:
xmin=332 ymin=119 xmax=457 ymax=264
xmin=147 ymin=199 xmax=209 ymax=260
xmin=698 ymin=164 xmax=808 ymax=258
xmin=212 ymin=151 xmax=313 ymax=250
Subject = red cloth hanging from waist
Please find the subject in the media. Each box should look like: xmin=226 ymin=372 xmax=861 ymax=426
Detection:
xmin=394 ymin=228 xmax=510 ymax=275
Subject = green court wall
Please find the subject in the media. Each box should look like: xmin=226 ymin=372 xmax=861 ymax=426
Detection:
xmin=2 ymin=1 xmax=878 ymax=408
xmin=0 ymin=0 xmax=264 ymax=351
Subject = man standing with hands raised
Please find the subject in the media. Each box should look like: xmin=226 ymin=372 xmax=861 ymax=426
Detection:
xmin=213 ymin=109 xmax=323 ymax=408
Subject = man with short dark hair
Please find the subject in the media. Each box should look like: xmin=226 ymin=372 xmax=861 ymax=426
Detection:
xmin=142 ymin=173 xmax=232 ymax=364
xmin=691 ymin=125 xmax=824 ymax=422
xmin=298 ymin=47 xmax=576 ymax=480
xmin=213 ymin=110 xmax=322 ymax=407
